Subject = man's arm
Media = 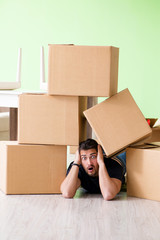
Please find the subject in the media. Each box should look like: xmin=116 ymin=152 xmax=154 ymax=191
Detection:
xmin=97 ymin=145 xmax=122 ymax=201
xmin=60 ymin=150 xmax=81 ymax=198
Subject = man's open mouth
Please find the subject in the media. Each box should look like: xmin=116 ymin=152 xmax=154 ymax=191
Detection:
xmin=88 ymin=166 xmax=94 ymax=171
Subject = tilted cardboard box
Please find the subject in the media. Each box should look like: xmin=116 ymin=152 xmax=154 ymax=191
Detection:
xmin=126 ymin=144 xmax=160 ymax=201
xmin=48 ymin=44 xmax=119 ymax=97
xmin=84 ymin=88 xmax=152 ymax=157
xmin=0 ymin=141 xmax=67 ymax=194
xmin=18 ymin=94 xmax=87 ymax=145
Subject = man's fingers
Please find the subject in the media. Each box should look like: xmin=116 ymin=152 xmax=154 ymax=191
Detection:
xmin=97 ymin=144 xmax=104 ymax=164
xmin=98 ymin=144 xmax=103 ymax=154
xmin=75 ymin=149 xmax=79 ymax=158
xmin=75 ymin=149 xmax=81 ymax=164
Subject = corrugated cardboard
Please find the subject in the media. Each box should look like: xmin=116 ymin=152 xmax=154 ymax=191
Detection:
xmin=136 ymin=119 xmax=160 ymax=144
xmin=69 ymin=97 xmax=98 ymax=154
xmin=48 ymin=44 xmax=119 ymax=97
xmin=84 ymin=88 xmax=152 ymax=157
xmin=141 ymin=128 xmax=160 ymax=143
xmin=18 ymin=94 xmax=87 ymax=145
xmin=145 ymin=118 xmax=160 ymax=143
xmin=70 ymin=146 xmax=78 ymax=154
xmin=126 ymin=145 xmax=160 ymax=201
xmin=0 ymin=141 xmax=67 ymax=194
xmin=148 ymin=128 xmax=160 ymax=142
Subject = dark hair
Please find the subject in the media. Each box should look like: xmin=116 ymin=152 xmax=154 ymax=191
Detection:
xmin=79 ymin=138 xmax=98 ymax=153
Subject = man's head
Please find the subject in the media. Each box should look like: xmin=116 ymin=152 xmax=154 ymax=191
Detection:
xmin=79 ymin=139 xmax=99 ymax=177
xmin=79 ymin=138 xmax=98 ymax=153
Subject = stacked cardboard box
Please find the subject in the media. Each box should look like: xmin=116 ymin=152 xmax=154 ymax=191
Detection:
xmin=0 ymin=44 xmax=153 ymax=197
xmin=0 ymin=94 xmax=88 ymax=194
xmin=48 ymin=45 xmax=119 ymax=97
xmin=18 ymin=95 xmax=87 ymax=145
xmin=0 ymin=142 xmax=66 ymax=194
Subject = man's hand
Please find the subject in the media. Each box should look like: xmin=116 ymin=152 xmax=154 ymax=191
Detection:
xmin=97 ymin=144 xmax=104 ymax=166
xmin=74 ymin=149 xmax=81 ymax=165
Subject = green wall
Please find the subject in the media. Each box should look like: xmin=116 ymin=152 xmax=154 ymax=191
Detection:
xmin=0 ymin=0 xmax=159 ymax=117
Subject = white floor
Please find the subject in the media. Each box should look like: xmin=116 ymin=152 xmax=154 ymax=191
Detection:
xmin=0 ymin=153 xmax=160 ymax=240
xmin=0 ymin=190 xmax=160 ymax=240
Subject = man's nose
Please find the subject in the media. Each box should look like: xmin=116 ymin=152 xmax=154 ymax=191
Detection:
xmin=87 ymin=157 xmax=92 ymax=164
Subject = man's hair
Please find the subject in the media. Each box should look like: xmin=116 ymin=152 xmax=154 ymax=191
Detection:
xmin=79 ymin=138 xmax=98 ymax=153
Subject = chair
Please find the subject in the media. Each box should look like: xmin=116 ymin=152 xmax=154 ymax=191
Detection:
xmin=0 ymin=108 xmax=9 ymax=140
xmin=40 ymin=46 xmax=47 ymax=90
xmin=0 ymin=48 xmax=22 ymax=90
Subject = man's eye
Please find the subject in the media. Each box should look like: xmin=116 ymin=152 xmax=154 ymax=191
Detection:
xmin=81 ymin=157 xmax=86 ymax=160
xmin=91 ymin=155 xmax=96 ymax=159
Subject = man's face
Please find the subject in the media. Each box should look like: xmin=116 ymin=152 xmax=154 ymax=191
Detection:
xmin=80 ymin=148 xmax=99 ymax=177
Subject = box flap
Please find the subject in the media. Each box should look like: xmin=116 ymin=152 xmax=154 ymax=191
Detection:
xmin=146 ymin=118 xmax=158 ymax=127
xmin=153 ymin=118 xmax=160 ymax=128
xmin=129 ymin=142 xmax=160 ymax=149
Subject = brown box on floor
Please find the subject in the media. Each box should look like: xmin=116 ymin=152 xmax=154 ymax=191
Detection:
xmin=0 ymin=141 xmax=67 ymax=194
xmin=18 ymin=94 xmax=87 ymax=145
xmin=126 ymin=144 xmax=160 ymax=201
xmin=84 ymin=88 xmax=152 ymax=157
xmin=48 ymin=44 xmax=119 ymax=97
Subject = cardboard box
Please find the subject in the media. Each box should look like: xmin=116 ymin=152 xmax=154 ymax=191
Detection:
xmin=70 ymin=145 xmax=78 ymax=154
xmin=69 ymin=97 xmax=99 ymax=154
xmin=149 ymin=128 xmax=160 ymax=142
xmin=84 ymin=88 xmax=152 ymax=157
xmin=126 ymin=145 xmax=160 ymax=201
xmin=18 ymin=94 xmax=87 ymax=145
xmin=0 ymin=141 xmax=67 ymax=194
xmin=48 ymin=44 xmax=119 ymax=97
xmin=135 ymin=119 xmax=160 ymax=144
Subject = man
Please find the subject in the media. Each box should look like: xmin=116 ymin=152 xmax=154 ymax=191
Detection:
xmin=60 ymin=139 xmax=125 ymax=200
